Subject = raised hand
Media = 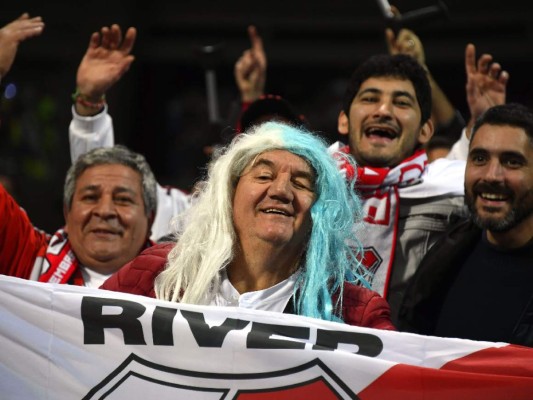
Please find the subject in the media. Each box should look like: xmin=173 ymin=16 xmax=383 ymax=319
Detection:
xmin=465 ymin=43 xmax=509 ymax=132
xmin=0 ymin=13 xmax=44 ymax=79
xmin=76 ymin=24 xmax=136 ymax=103
xmin=234 ymin=25 xmax=267 ymax=103
xmin=385 ymin=28 xmax=426 ymax=67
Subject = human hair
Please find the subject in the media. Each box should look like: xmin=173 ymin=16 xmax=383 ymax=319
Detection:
xmin=472 ymin=103 xmax=533 ymax=144
xmin=156 ymin=121 xmax=368 ymax=322
xmin=63 ymin=145 xmax=157 ymax=217
xmin=342 ymin=54 xmax=432 ymax=125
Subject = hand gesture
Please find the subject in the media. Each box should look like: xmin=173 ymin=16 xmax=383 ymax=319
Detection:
xmin=76 ymin=24 xmax=136 ymax=101
xmin=385 ymin=28 xmax=426 ymax=67
xmin=234 ymin=25 xmax=267 ymax=103
xmin=0 ymin=13 xmax=44 ymax=79
xmin=465 ymin=43 xmax=509 ymax=128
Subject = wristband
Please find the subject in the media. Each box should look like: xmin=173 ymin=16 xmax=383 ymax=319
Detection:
xmin=71 ymin=88 xmax=106 ymax=109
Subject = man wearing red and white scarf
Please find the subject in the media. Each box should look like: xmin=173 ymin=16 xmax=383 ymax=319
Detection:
xmin=333 ymin=54 xmax=467 ymax=323
xmin=0 ymin=145 xmax=156 ymax=288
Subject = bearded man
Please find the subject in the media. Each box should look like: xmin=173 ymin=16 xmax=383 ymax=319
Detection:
xmin=398 ymin=103 xmax=533 ymax=347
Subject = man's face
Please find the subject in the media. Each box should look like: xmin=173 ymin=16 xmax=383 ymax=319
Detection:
xmin=64 ymin=164 xmax=152 ymax=274
xmin=465 ymin=124 xmax=533 ymax=233
xmin=232 ymin=150 xmax=315 ymax=256
xmin=338 ymin=77 xmax=433 ymax=168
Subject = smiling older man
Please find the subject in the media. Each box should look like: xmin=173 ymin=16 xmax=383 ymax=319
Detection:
xmin=0 ymin=145 xmax=156 ymax=287
xmin=102 ymin=121 xmax=395 ymax=330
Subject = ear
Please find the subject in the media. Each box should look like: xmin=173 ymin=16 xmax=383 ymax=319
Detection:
xmin=63 ymin=204 xmax=69 ymax=233
xmin=417 ymin=118 xmax=434 ymax=146
xmin=147 ymin=211 xmax=156 ymax=239
xmin=338 ymin=110 xmax=349 ymax=136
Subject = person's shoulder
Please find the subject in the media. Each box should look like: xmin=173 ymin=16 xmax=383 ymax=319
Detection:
xmin=138 ymin=242 xmax=174 ymax=260
xmin=341 ymin=282 xmax=395 ymax=330
xmin=401 ymin=157 xmax=466 ymax=198
xmin=100 ymin=243 xmax=173 ymax=296
xmin=426 ymin=157 xmax=466 ymax=179
xmin=341 ymin=282 xmax=381 ymax=305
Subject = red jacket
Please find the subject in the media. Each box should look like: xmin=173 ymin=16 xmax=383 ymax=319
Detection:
xmin=102 ymin=243 xmax=396 ymax=330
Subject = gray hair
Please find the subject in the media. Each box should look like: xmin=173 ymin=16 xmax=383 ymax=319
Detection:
xmin=63 ymin=145 xmax=157 ymax=217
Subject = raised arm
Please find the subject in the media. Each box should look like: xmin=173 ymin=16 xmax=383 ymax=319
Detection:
xmin=74 ymin=24 xmax=136 ymax=116
xmin=69 ymin=24 xmax=136 ymax=163
xmin=385 ymin=27 xmax=456 ymax=128
xmin=0 ymin=13 xmax=44 ymax=81
xmin=234 ymin=25 xmax=267 ymax=103
xmin=446 ymin=44 xmax=509 ymax=161
xmin=464 ymin=43 xmax=509 ymax=137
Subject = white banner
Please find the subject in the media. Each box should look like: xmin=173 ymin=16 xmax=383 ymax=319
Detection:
xmin=1 ymin=275 xmax=532 ymax=399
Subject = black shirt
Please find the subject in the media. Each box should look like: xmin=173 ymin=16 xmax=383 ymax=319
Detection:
xmin=435 ymin=232 xmax=533 ymax=344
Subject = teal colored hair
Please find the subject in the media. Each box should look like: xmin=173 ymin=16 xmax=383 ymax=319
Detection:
xmin=158 ymin=121 xmax=368 ymax=322
xmin=278 ymin=124 xmax=368 ymax=321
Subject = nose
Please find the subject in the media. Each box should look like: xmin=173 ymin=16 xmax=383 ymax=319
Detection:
xmin=484 ymin=159 xmax=504 ymax=182
xmin=267 ymin=173 xmax=294 ymax=202
xmin=92 ymin=195 xmax=118 ymax=219
xmin=373 ymin=99 xmax=393 ymax=118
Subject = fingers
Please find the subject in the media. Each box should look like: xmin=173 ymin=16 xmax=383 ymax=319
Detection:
xmin=87 ymin=31 xmax=100 ymax=50
xmin=384 ymin=28 xmax=396 ymax=54
xmin=2 ymin=13 xmax=45 ymax=42
xmin=476 ymin=53 xmax=493 ymax=75
xmin=92 ymin=24 xmax=136 ymax=54
xmin=120 ymin=27 xmax=137 ymax=54
xmin=499 ymin=70 xmax=510 ymax=85
xmin=109 ymin=24 xmax=121 ymax=49
xmin=467 ymin=43 xmax=507 ymax=81
xmin=100 ymin=26 xmax=111 ymax=49
xmin=488 ymin=62 xmax=510 ymax=85
xmin=235 ymin=49 xmax=255 ymax=77
xmin=464 ymin=43 xmax=476 ymax=75
xmin=248 ymin=25 xmax=263 ymax=53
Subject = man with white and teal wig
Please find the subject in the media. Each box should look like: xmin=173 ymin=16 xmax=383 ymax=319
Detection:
xmin=102 ymin=121 xmax=394 ymax=329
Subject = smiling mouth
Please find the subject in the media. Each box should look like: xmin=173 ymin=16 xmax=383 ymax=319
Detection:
xmin=262 ymin=208 xmax=291 ymax=217
xmin=479 ymin=192 xmax=509 ymax=201
xmin=365 ymin=126 xmax=399 ymax=140
xmin=91 ymin=229 xmax=121 ymax=237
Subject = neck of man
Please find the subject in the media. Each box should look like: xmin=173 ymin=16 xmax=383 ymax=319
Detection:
xmin=486 ymin=216 xmax=533 ymax=249
xmin=227 ymin=244 xmax=302 ymax=294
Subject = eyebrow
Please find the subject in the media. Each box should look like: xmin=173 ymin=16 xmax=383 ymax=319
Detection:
xmin=469 ymin=147 xmax=527 ymax=160
xmin=78 ymin=184 xmax=138 ymax=195
xmin=357 ymin=87 xmax=416 ymax=102
xmin=252 ymin=157 xmax=315 ymax=181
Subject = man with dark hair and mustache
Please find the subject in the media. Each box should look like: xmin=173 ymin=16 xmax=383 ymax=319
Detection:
xmin=398 ymin=103 xmax=533 ymax=346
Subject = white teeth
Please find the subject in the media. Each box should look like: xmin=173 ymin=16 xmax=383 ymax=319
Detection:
xmin=481 ymin=193 xmax=507 ymax=200
xmin=264 ymin=209 xmax=288 ymax=216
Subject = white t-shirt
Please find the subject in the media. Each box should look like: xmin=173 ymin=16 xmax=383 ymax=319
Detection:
xmin=210 ymin=270 xmax=300 ymax=313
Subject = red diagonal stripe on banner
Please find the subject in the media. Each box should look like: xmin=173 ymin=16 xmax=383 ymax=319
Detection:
xmin=358 ymin=345 xmax=533 ymax=399
xmin=441 ymin=344 xmax=533 ymax=377
xmin=236 ymin=378 xmax=342 ymax=399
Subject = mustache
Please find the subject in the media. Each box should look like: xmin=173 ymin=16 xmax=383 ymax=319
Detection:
xmin=472 ymin=181 xmax=513 ymax=197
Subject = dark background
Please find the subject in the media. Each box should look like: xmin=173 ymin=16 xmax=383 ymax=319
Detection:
xmin=1 ymin=0 xmax=532 ymax=233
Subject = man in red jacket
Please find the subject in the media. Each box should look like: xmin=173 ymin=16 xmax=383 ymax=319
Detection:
xmin=102 ymin=121 xmax=395 ymax=331
xmin=1 ymin=145 xmax=156 ymax=288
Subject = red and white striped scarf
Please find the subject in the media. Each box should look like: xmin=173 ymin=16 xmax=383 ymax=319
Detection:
xmin=36 ymin=229 xmax=153 ymax=286
xmin=333 ymin=144 xmax=427 ymax=296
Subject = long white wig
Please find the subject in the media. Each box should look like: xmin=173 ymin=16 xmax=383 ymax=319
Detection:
xmin=155 ymin=121 xmax=367 ymax=322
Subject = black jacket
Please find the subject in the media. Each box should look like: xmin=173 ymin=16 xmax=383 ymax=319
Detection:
xmin=398 ymin=218 xmax=533 ymax=347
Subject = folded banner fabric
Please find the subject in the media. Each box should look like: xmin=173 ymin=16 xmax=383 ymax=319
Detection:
xmin=0 ymin=275 xmax=532 ymax=399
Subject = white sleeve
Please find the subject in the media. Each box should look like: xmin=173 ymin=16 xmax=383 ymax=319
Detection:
xmin=68 ymin=105 xmax=114 ymax=163
xmin=446 ymin=128 xmax=470 ymax=161
xmin=151 ymin=185 xmax=192 ymax=242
